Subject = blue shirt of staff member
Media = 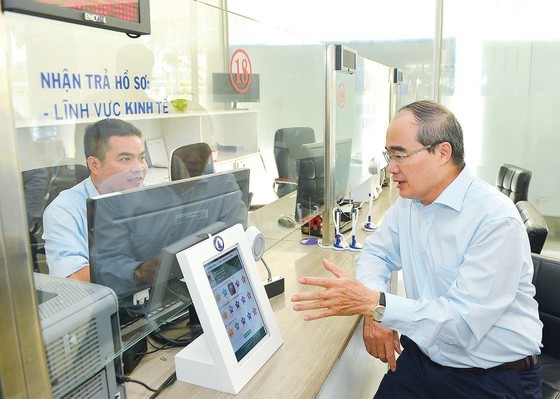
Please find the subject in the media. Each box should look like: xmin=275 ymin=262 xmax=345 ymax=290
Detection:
xmin=43 ymin=118 xmax=148 ymax=282
xmin=291 ymin=100 xmax=543 ymax=398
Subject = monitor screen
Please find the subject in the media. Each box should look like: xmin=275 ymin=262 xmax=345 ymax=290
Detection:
xmin=295 ymin=138 xmax=352 ymax=220
xmin=204 ymin=245 xmax=267 ymax=362
xmin=87 ymin=168 xmax=251 ymax=348
xmin=212 ymin=73 xmax=260 ymax=105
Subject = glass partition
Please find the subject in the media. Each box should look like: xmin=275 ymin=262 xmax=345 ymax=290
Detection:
xmin=336 ymin=55 xmax=391 ymax=203
xmin=441 ymin=0 xmax=560 ymax=220
xmin=4 ymin=0 xmax=329 ymax=395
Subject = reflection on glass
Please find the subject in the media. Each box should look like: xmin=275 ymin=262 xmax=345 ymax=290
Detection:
xmin=87 ymin=169 xmax=251 ymax=349
xmin=294 ymin=138 xmax=352 ymax=222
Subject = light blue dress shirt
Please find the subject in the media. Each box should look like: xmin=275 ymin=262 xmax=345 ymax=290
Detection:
xmin=355 ymin=166 xmax=542 ymax=368
xmin=43 ymin=177 xmax=99 ymax=278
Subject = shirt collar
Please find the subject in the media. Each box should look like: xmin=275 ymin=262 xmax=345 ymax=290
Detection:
xmin=431 ymin=166 xmax=474 ymax=212
xmin=84 ymin=176 xmax=100 ymax=197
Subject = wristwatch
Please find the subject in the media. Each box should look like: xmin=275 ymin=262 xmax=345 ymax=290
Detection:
xmin=372 ymin=292 xmax=386 ymax=323
xmin=133 ymin=264 xmax=143 ymax=283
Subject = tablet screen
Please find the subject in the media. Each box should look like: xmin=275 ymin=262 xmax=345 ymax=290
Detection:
xmin=204 ymin=246 xmax=267 ymax=361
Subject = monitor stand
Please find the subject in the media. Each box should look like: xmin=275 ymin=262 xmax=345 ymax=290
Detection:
xmin=230 ymin=101 xmax=248 ymax=110
xmin=175 ymin=333 xmax=250 ymax=394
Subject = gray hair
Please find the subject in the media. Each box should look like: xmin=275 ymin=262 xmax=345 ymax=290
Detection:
xmin=397 ymin=100 xmax=465 ymax=168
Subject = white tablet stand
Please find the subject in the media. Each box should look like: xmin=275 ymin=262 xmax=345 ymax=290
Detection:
xmin=174 ymin=223 xmax=283 ymax=394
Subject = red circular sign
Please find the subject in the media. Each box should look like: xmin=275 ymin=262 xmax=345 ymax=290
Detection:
xmin=338 ymin=83 xmax=346 ymax=108
xmin=229 ymin=49 xmax=253 ymax=94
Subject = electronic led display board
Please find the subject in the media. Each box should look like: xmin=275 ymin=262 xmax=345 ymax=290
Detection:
xmin=1 ymin=0 xmax=151 ymax=36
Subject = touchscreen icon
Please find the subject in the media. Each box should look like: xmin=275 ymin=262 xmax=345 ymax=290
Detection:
xmin=228 ymin=281 xmax=236 ymax=296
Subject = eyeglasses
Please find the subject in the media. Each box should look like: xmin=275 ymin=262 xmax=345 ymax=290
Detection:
xmin=383 ymin=143 xmax=440 ymax=166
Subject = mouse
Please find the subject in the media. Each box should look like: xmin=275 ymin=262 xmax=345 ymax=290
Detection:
xmin=278 ymin=216 xmax=297 ymax=228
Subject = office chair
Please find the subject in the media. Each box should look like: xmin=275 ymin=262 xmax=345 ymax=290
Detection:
xmin=530 ymin=253 xmax=560 ymax=398
xmin=516 ymin=201 xmax=548 ymax=254
xmin=169 ymin=142 xmax=215 ymax=181
xmin=295 ymin=156 xmax=325 ymax=221
xmin=273 ymin=127 xmax=315 ymax=198
xmin=495 ymin=163 xmax=532 ymax=203
xmin=46 ymin=164 xmax=90 ymax=206
xmin=23 ymin=164 xmax=90 ymax=273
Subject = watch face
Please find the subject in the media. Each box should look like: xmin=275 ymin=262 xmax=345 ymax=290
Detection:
xmin=373 ymin=305 xmax=385 ymax=322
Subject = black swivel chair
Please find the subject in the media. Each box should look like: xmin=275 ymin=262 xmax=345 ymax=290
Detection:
xmin=531 ymin=253 xmax=560 ymax=398
xmin=496 ymin=163 xmax=532 ymax=203
xmin=273 ymin=127 xmax=315 ymax=198
xmin=295 ymin=156 xmax=325 ymax=221
xmin=46 ymin=164 xmax=90 ymax=206
xmin=23 ymin=164 xmax=90 ymax=273
xmin=516 ymin=201 xmax=549 ymax=254
xmin=169 ymin=142 xmax=215 ymax=181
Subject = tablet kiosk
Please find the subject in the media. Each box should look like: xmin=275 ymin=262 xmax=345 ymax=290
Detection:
xmin=174 ymin=223 xmax=283 ymax=394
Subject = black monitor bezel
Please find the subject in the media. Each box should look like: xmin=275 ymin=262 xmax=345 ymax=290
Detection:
xmin=1 ymin=0 xmax=151 ymax=36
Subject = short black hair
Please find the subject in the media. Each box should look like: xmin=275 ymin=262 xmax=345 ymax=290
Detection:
xmin=84 ymin=119 xmax=142 ymax=161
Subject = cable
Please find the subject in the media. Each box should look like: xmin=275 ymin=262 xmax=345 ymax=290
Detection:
xmin=117 ymin=375 xmax=158 ymax=392
xmin=261 ymin=257 xmax=272 ymax=281
xmin=149 ymin=372 xmax=177 ymax=399
xmin=149 ymin=322 xmax=203 ymax=347
xmin=117 ymin=371 xmax=178 ymax=398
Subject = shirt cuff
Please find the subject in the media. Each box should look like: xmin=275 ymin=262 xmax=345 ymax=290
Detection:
xmin=49 ymin=257 xmax=88 ymax=278
xmin=382 ymin=293 xmax=417 ymax=336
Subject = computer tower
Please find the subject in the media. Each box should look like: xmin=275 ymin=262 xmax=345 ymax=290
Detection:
xmin=34 ymin=273 xmax=125 ymax=398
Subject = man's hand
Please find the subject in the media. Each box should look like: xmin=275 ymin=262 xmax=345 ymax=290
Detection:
xmin=68 ymin=265 xmax=91 ymax=282
xmin=363 ymin=315 xmax=402 ymax=371
xmin=134 ymin=253 xmax=162 ymax=284
xmin=291 ymin=259 xmax=379 ymax=321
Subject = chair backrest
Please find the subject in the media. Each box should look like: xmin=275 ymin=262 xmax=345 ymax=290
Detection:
xmin=532 ymin=253 xmax=560 ymax=359
xmin=169 ymin=142 xmax=214 ymax=181
xmin=295 ymin=156 xmax=325 ymax=221
xmin=23 ymin=164 xmax=89 ymax=272
xmin=496 ymin=163 xmax=532 ymax=203
xmin=22 ymin=167 xmax=51 ymax=231
xmin=274 ymin=127 xmax=315 ymax=181
xmin=516 ymin=201 xmax=548 ymax=254
xmin=46 ymin=164 xmax=90 ymax=207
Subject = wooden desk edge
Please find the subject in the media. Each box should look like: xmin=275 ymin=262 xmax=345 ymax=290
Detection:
xmin=127 ymin=184 xmax=398 ymax=398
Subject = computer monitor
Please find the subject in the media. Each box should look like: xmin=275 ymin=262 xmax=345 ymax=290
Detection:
xmin=212 ymin=72 xmax=260 ymax=108
xmin=295 ymin=138 xmax=352 ymax=221
xmin=174 ymin=223 xmax=283 ymax=394
xmin=87 ymin=169 xmax=251 ymax=350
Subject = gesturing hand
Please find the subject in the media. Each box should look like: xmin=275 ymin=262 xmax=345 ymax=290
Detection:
xmin=362 ymin=315 xmax=402 ymax=371
xmin=291 ymin=259 xmax=380 ymax=321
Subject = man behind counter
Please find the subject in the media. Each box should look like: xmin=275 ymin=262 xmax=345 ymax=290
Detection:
xmin=43 ymin=118 xmax=150 ymax=282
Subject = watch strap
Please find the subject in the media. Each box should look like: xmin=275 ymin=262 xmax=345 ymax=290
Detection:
xmin=379 ymin=292 xmax=386 ymax=307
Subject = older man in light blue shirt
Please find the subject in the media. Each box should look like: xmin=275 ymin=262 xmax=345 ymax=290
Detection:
xmin=292 ymin=100 xmax=543 ymax=398
xmin=356 ymin=166 xmax=542 ymax=367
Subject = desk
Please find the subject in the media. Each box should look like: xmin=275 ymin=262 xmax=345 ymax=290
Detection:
xmin=127 ymin=184 xmax=398 ymax=398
